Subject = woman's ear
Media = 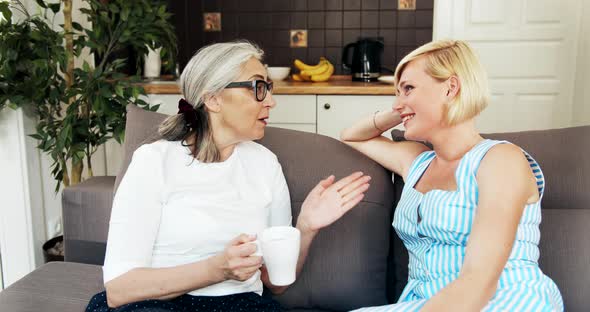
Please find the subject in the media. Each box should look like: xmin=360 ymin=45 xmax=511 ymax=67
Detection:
xmin=202 ymin=94 xmax=222 ymax=113
xmin=445 ymin=75 xmax=461 ymax=99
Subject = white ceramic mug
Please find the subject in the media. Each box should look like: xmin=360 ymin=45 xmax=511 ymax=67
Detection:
xmin=251 ymin=226 xmax=300 ymax=286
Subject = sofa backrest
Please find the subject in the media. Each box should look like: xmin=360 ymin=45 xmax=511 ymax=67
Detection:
xmin=111 ymin=104 xmax=397 ymax=310
xmin=392 ymin=126 xmax=590 ymax=311
xmin=484 ymin=126 xmax=590 ymax=312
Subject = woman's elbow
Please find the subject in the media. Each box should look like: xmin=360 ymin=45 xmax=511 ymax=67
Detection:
xmin=105 ymin=283 xmax=125 ymax=308
xmin=339 ymin=128 xmax=353 ymax=142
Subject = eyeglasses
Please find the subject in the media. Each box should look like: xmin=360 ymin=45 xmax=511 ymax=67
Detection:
xmin=225 ymin=80 xmax=273 ymax=102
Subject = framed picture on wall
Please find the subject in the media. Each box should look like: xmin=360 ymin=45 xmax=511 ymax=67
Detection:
xmin=290 ymin=30 xmax=308 ymax=48
xmin=203 ymin=12 xmax=221 ymax=31
xmin=398 ymin=0 xmax=416 ymax=10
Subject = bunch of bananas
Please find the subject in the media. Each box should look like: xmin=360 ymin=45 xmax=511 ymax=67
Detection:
xmin=292 ymin=57 xmax=334 ymax=82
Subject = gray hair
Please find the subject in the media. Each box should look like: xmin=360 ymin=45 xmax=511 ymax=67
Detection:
xmin=158 ymin=40 xmax=264 ymax=162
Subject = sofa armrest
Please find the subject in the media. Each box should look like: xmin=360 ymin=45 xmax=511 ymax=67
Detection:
xmin=62 ymin=176 xmax=115 ymax=265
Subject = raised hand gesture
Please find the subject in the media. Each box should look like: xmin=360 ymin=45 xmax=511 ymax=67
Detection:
xmin=297 ymin=172 xmax=371 ymax=233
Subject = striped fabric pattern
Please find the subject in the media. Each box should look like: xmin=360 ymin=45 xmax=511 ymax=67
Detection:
xmin=353 ymin=140 xmax=563 ymax=312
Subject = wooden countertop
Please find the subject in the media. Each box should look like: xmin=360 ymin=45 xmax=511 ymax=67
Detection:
xmin=141 ymin=75 xmax=396 ymax=95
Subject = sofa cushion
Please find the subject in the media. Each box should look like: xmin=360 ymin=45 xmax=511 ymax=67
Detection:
xmin=114 ymin=105 xmax=397 ymax=310
xmin=259 ymin=128 xmax=395 ymax=310
xmin=62 ymin=176 xmax=115 ymax=265
xmin=538 ymin=209 xmax=590 ymax=312
xmin=0 ymin=262 xmax=103 ymax=312
xmin=114 ymin=104 xmax=168 ymax=193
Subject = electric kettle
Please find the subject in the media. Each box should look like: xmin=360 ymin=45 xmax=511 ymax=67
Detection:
xmin=342 ymin=38 xmax=384 ymax=82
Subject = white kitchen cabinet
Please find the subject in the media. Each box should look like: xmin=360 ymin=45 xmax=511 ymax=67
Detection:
xmin=268 ymin=95 xmax=316 ymax=134
xmin=317 ymin=95 xmax=396 ymax=139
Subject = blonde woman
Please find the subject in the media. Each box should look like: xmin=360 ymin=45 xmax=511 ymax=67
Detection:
xmin=85 ymin=41 xmax=370 ymax=312
xmin=341 ymin=40 xmax=563 ymax=311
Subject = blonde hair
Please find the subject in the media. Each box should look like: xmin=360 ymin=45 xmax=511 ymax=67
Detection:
xmin=158 ymin=40 xmax=263 ymax=162
xmin=394 ymin=40 xmax=490 ymax=126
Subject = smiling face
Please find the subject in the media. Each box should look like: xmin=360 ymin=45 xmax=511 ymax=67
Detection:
xmin=213 ymin=57 xmax=276 ymax=142
xmin=395 ymin=56 xmax=453 ymax=142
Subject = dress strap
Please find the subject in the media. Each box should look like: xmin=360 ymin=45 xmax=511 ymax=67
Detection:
xmin=405 ymin=150 xmax=435 ymax=186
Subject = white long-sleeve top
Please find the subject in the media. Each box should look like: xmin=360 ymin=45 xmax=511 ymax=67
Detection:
xmin=102 ymin=139 xmax=292 ymax=296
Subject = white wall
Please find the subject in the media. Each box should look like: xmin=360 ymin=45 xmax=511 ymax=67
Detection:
xmin=572 ymin=0 xmax=590 ymax=126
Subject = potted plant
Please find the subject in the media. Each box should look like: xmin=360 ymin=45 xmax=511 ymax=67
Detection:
xmin=2 ymin=0 xmax=176 ymax=190
xmin=1 ymin=0 xmax=177 ymax=261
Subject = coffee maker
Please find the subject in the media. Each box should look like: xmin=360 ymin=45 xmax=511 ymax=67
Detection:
xmin=342 ymin=38 xmax=384 ymax=82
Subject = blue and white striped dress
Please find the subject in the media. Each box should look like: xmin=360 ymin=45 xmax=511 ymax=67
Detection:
xmin=354 ymin=140 xmax=563 ymax=312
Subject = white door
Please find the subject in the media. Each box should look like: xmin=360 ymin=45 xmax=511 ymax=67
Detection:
xmin=317 ymin=95 xmax=396 ymax=139
xmin=434 ymin=0 xmax=582 ymax=132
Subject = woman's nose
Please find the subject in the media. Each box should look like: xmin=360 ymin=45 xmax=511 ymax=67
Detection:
xmin=264 ymin=93 xmax=276 ymax=108
xmin=393 ymin=100 xmax=404 ymax=113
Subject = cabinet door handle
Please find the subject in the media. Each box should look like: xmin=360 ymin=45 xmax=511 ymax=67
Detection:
xmin=324 ymin=103 xmax=331 ymax=109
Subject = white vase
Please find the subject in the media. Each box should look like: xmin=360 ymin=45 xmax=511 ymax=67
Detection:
xmin=144 ymin=47 xmax=162 ymax=78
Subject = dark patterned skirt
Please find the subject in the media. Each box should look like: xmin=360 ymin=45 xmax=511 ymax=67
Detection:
xmin=86 ymin=291 xmax=284 ymax=312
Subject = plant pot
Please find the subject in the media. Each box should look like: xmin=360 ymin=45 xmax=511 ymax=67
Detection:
xmin=42 ymin=235 xmax=64 ymax=263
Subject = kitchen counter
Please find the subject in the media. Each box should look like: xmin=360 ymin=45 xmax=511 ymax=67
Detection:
xmin=140 ymin=75 xmax=396 ymax=95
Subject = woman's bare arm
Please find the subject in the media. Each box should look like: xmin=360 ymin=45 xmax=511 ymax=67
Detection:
xmin=340 ymin=110 xmax=429 ymax=179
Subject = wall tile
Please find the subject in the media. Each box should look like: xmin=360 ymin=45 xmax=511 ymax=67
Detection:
xmin=343 ymin=11 xmax=361 ymax=28
xmin=380 ymin=0 xmax=397 ymax=10
xmin=383 ymin=46 xmax=396 ymax=66
xmin=416 ymin=0 xmax=434 ymax=10
xmin=361 ymin=11 xmax=379 ymax=28
xmin=397 ymin=46 xmax=415 ymax=63
xmin=326 ymin=0 xmax=343 ymax=10
xmin=271 ymin=0 xmax=291 ymax=11
xmin=271 ymin=13 xmax=291 ymax=29
xmin=326 ymin=29 xmax=343 ymax=46
xmin=292 ymin=0 xmax=307 ymax=11
xmin=362 ymin=0 xmax=379 ymax=10
xmin=416 ymin=10 xmax=433 ymax=28
xmin=398 ymin=11 xmax=415 ymax=28
xmin=291 ymin=12 xmax=308 ymax=29
xmin=361 ymin=29 xmax=379 ymax=38
xmin=308 ymin=30 xmax=326 ymax=47
xmin=343 ymin=29 xmax=361 ymax=45
xmin=308 ymin=0 xmax=325 ymax=11
xmin=308 ymin=47 xmax=326 ymax=62
xmin=308 ymin=12 xmax=326 ymax=29
xmin=379 ymin=28 xmax=397 ymax=45
xmin=326 ymin=11 xmax=343 ymax=29
xmin=379 ymin=11 xmax=397 ymax=28
xmin=415 ymin=29 xmax=432 ymax=45
xmin=397 ymin=29 xmax=415 ymax=45
xmin=343 ymin=0 xmax=361 ymax=10
xmin=326 ymin=47 xmax=342 ymax=69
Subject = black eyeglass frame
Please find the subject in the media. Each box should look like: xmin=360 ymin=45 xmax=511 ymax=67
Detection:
xmin=225 ymin=80 xmax=274 ymax=102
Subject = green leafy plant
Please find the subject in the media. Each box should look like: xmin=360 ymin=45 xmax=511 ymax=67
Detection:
xmin=0 ymin=0 xmax=177 ymax=191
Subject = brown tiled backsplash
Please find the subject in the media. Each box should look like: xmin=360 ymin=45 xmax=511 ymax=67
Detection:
xmin=170 ymin=0 xmax=433 ymax=75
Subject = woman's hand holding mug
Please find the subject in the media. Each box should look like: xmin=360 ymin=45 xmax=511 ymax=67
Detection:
xmin=212 ymin=234 xmax=263 ymax=282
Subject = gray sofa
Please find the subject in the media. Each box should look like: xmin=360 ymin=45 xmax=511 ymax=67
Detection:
xmin=0 ymin=104 xmax=588 ymax=311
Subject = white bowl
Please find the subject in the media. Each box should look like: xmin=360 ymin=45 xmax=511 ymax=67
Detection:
xmin=267 ymin=67 xmax=291 ymax=81
xmin=377 ymin=75 xmax=395 ymax=85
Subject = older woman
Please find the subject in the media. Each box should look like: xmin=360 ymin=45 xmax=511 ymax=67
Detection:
xmin=341 ymin=40 xmax=563 ymax=311
xmin=85 ymin=41 xmax=370 ymax=312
